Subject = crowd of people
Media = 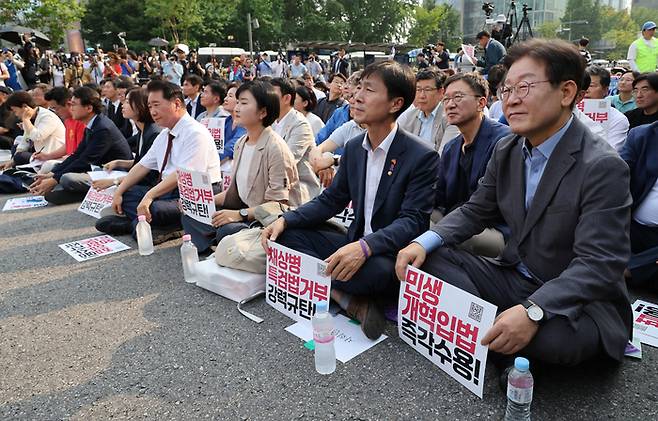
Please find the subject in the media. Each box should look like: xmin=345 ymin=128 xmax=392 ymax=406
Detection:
xmin=1 ymin=22 xmax=658 ymax=388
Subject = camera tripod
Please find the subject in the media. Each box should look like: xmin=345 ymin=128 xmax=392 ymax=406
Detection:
xmin=510 ymin=2 xmax=534 ymax=45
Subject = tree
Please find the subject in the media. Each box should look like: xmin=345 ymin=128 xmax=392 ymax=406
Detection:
xmin=600 ymin=6 xmax=636 ymax=60
xmin=536 ymin=21 xmax=561 ymax=39
xmin=144 ymin=0 xmax=204 ymax=44
xmin=82 ymin=0 xmax=160 ymax=51
xmin=630 ymin=7 xmax=658 ymax=33
xmin=561 ymin=0 xmax=602 ymax=43
xmin=408 ymin=4 xmax=460 ymax=49
xmin=338 ymin=0 xmax=415 ymax=43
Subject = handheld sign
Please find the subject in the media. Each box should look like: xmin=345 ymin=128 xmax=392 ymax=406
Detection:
xmin=78 ymin=187 xmax=115 ymax=219
xmin=576 ymin=99 xmax=610 ymax=133
xmin=632 ymin=300 xmax=658 ymax=348
xmin=59 ymin=235 xmax=130 ymax=262
xmin=177 ymin=168 xmax=216 ymax=226
xmin=200 ymin=117 xmax=226 ymax=154
xmin=266 ymin=240 xmax=331 ymax=323
xmin=398 ymin=265 xmax=497 ymax=398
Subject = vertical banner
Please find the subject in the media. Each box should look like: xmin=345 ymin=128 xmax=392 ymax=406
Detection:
xmin=78 ymin=187 xmax=115 ymax=219
xmin=266 ymin=240 xmax=331 ymax=323
xmin=200 ymin=117 xmax=226 ymax=154
xmin=177 ymin=168 xmax=216 ymax=226
xmin=398 ymin=265 xmax=497 ymax=398
xmin=576 ymin=99 xmax=610 ymax=134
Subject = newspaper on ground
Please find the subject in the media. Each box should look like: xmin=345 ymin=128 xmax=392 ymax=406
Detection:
xmin=632 ymin=299 xmax=658 ymax=348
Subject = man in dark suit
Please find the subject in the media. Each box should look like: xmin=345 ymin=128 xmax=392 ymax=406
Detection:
xmin=263 ymin=61 xmax=440 ymax=340
xmin=102 ymin=79 xmax=128 ymax=135
xmin=30 ymin=87 xmax=132 ymax=205
xmin=476 ymin=30 xmax=507 ymax=75
xmin=182 ymin=74 xmax=206 ymax=120
xmin=332 ymin=48 xmax=349 ymax=77
xmin=620 ymin=121 xmax=658 ymax=291
xmin=396 ymin=39 xmax=632 ymax=369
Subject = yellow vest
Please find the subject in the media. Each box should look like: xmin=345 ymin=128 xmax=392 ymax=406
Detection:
xmin=633 ymin=37 xmax=658 ymax=73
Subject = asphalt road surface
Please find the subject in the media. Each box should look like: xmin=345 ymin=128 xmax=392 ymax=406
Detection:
xmin=1 ymin=193 xmax=657 ymax=420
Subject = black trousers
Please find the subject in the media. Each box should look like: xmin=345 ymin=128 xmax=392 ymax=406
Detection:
xmin=629 ymin=220 xmax=658 ymax=291
xmin=421 ymin=247 xmax=602 ymax=366
xmin=277 ymin=227 xmax=399 ymax=298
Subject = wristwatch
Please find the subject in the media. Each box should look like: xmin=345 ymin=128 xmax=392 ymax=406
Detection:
xmin=522 ymin=300 xmax=544 ymax=323
xmin=239 ymin=208 xmax=249 ymax=222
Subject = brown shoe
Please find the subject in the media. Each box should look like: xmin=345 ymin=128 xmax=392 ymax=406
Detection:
xmin=346 ymin=296 xmax=386 ymax=340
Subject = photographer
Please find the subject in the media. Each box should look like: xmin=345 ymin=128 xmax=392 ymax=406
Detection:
xmin=434 ymin=42 xmax=450 ymax=70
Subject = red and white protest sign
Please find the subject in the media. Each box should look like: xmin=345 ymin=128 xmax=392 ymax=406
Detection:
xmin=633 ymin=300 xmax=658 ymax=348
xmin=177 ymin=168 xmax=216 ymax=226
xmin=331 ymin=201 xmax=354 ymax=228
xmin=59 ymin=235 xmax=130 ymax=262
xmin=266 ymin=240 xmax=331 ymax=323
xmin=78 ymin=187 xmax=115 ymax=219
xmin=200 ymin=117 xmax=226 ymax=154
xmin=398 ymin=265 xmax=497 ymax=398
xmin=2 ymin=196 xmax=48 ymax=211
xmin=461 ymin=44 xmax=476 ymax=65
xmin=576 ymin=99 xmax=610 ymax=133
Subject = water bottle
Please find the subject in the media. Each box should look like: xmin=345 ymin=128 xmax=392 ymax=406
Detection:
xmin=312 ymin=301 xmax=336 ymax=375
xmin=136 ymin=215 xmax=154 ymax=256
xmin=180 ymin=234 xmax=199 ymax=283
xmin=504 ymin=357 xmax=534 ymax=421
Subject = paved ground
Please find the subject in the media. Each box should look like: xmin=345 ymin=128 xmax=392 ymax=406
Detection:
xmin=1 ymin=192 xmax=657 ymax=420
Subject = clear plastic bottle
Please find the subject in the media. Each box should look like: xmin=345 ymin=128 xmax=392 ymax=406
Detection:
xmin=504 ymin=357 xmax=534 ymax=421
xmin=136 ymin=215 xmax=154 ymax=256
xmin=312 ymin=301 xmax=336 ymax=375
xmin=180 ymin=234 xmax=199 ymax=283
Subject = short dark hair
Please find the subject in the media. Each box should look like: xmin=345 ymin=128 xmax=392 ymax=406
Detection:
xmin=184 ymin=74 xmax=203 ymax=87
xmin=476 ymin=31 xmax=491 ymax=40
xmin=270 ymin=77 xmax=296 ymax=106
xmin=360 ymin=61 xmax=416 ymax=118
xmin=73 ymin=86 xmax=104 ymax=114
xmin=146 ymin=79 xmax=185 ymax=104
xmin=103 ymin=78 xmax=120 ymax=89
xmin=621 ymin=70 xmax=639 ymax=79
xmin=31 ymin=83 xmax=50 ymax=92
xmin=582 ymin=72 xmax=591 ymax=91
xmin=5 ymin=91 xmax=35 ymax=109
xmin=503 ymin=38 xmax=585 ymax=106
xmin=83 ymin=82 xmax=101 ymax=95
xmin=416 ymin=69 xmax=446 ymax=90
xmin=206 ymin=81 xmax=228 ymax=103
xmin=126 ymin=88 xmax=154 ymax=125
xmin=44 ymin=86 xmax=72 ymax=106
xmin=235 ymin=80 xmax=280 ymax=127
xmin=295 ymin=86 xmax=317 ymax=112
xmin=579 ymin=37 xmax=590 ymax=47
xmin=633 ymin=72 xmax=658 ymax=91
xmin=328 ymin=73 xmax=347 ymax=83
xmin=444 ymin=72 xmax=489 ymax=98
xmin=585 ymin=65 xmax=611 ymax=88
xmin=117 ymin=79 xmax=135 ymax=90
xmin=487 ymin=64 xmax=507 ymax=94
xmin=437 ymin=41 xmax=446 ymax=47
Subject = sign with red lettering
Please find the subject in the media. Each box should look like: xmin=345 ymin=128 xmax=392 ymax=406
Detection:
xmin=633 ymin=299 xmax=658 ymax=348
xmin=59 ymin=235 xmax=130 ymax=262
xmin=398 ymin=265 xmax=497 ymax=398
xmin=177 ymin=168 xmax=216 ymax=226
xmin=78 ymin=187 xmax=115 ymax=219
xmin=200 ymin=117 xmax=226 ymax=154
xmin=577 ymin=99 xmax=610 ymax=133
xmin=266 ymin=240 xmax=331 ymax=323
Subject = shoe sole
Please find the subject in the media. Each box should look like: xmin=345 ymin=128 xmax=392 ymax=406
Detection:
xmin=361 ymin=302 xmax=386 ymax=340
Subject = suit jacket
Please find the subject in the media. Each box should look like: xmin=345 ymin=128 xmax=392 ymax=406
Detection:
xmin=398 ymin=103 xmax=449 ymax=152
xmin=477 ymin=38 xmax=506 ymax=74
xmin=105 ymin=99 xmax=128 ymax=136
xmin=432 ymin=117 xmax=632 ymax=361
xmin=277 ymin=109 xmax=321 ymax=205
xmin=436 ymin=116 xmax=511 ymax=212
xmin=132 ymin=121 xmax=162 ymax=188
xmin=284 ymin=128 xmax=440 ymax=257
xmin=333 ymin=58 xmax=349 ymax=76
xmin=53 ymin=114 xmax=132 ymax=182
xmin=187 ymin=95 xmax=206 ymax=120
xmin=620 ymin=121 xmax=658 ymax=210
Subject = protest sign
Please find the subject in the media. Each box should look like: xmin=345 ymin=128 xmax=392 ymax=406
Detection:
xmin=200 ymin=117 xmax=226 ymax=154
xmin=576 ymin=99 xmax=610 ymax=133
xmin=461 ymin=44 xmax=476 ymax=65
xmin=285 ymin=313 xmax=387 ymax=362
xmin=398 ymin=265 xmax=497 ymax=398
xmin=632 ymin=300 xmax=658 ymax=348
xmin=266 ymin=240 xmax=331 ymax=323
xmin=78 ymin=187 xmax=115 ymax=219
xmin=177 ymin=168 xmax=216 ymax=226
xmin=331 ymin=201 xmax=354 ymax=228
xmin=59 ymin=235 xmax=130 ymax=262
xmin=87 ymin=170 xmax=128 ymax=181
xmin=2 ymin=196 xmax=49 ymax=211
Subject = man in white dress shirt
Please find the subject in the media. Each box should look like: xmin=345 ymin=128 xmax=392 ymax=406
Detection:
xmin=584 ymin=65 xmax=629 ymax=152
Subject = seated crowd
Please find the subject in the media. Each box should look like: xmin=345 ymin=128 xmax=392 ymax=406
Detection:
xmin=1 ymin=38 xmax=658 ymax=385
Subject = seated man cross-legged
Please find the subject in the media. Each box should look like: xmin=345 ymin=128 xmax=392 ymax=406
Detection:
xmin=397 ymin=39 xmax=633 ymax=373
xmin=263 ymin=61 xmax=440 ymax=340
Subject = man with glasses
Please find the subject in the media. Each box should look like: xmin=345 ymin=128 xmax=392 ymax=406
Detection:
xmin=313 ymin=73 xmax=347 ymax=123
xmin=397 ymin=39 xmax=632 ymax=372
xmin=624 ymin=72 xmax=658 ymax=129
xmin=627 ymin=21 xmax=657 ymax=73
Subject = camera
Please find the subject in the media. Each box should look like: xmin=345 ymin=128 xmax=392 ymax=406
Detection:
xmin=482 ymin=2 xmax=495 ymax=16
xmin=522 ymin=3 xmax=532 ymax=13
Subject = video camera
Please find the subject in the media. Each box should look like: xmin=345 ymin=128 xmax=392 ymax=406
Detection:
xmin=482 ymin=2 xmax=495 ymax=17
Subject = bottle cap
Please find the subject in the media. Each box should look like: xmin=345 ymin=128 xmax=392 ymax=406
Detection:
xmin=315 ymin=301 xmax=328 ymax=313
xmin=182 ymin=234 xmax=191 ymax=241
xmin=514 ymin=357 xmax=530 ymax=372
xmin=138 ymin=215 xmax=146 ymax=222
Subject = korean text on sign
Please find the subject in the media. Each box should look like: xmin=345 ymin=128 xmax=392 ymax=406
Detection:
xmin=633 ymin=300 xmax=658 ymax=348
xmin=266 ymin=240 xmax=331 ymax=323
xmin=177 ymin=168 xmax=216 ymax=226
xmin=200 ymin=117 xmax=226 ymax=154
xmin=78 ymin=187 xmax=115 ymax=219
xmin=398 ymin=265 xmax=497 ymax=398
xmin=576 ymin=99 xmax=610 ymax=132
xmin=59 ymin=235 xmax=131 ymax=262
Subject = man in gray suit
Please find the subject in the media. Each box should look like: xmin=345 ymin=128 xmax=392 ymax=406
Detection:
xmin=271 ymin=78 xmax=321 ymax=205
xmin=396 ymin=39 xmax=632 ymax=368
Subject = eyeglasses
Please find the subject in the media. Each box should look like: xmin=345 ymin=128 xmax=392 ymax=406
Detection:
xmin=632 ymin=87 xmax=654 ymax=95
xmin=443 ymin=94 xmax=481 ymax=104
xmin=498 ymin=80 xmax=551 ymax=101
xmin=416 ymin=87 xmax=439 ymax=94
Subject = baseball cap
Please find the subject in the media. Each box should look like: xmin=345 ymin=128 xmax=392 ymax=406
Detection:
xmin=172 ymin=43 xmax=189 ymax=55
xmin=642 ymin=21 xmax=657 ymax=31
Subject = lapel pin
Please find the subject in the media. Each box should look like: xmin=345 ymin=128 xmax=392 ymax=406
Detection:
xmin=387 ymin=159 xmax=397 ymax=176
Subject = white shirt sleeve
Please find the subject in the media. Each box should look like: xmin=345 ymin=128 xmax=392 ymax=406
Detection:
xmin=627 ymin=42 xmax=639 ymax=72
xmin=607 ymin=109 xmax=630 ymax=152
xmin=139 ymin=131 xmax=166 ymax=171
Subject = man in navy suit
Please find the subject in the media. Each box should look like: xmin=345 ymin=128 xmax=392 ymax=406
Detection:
xmin=476 ymin=30 xmax=506 ymax=75
xmin=182 ymin=74 xmax=206 ymax=120
xmin=30 ymin=87 xmax=132 ymax=205
xmin=262 ymin=61 xmax=440 ymax=339
xmin=436 ymin=72 xmax=511 ymax=257
xmin=621 ymin=121 xmax=658 ymax=291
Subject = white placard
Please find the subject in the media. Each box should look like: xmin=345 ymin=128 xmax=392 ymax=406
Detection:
xmin=177 ymin=168 xmax=216 ymax=225
xmin=87 ymin=170 xmax=128 ymax=181
xmin=285 ymin=313 xmax=387 ymax=363
xmin=200 ymin=117 xmax=226 ymax=154
xmin=461 ymin=44 xmax=476 ymax=65
xmin=2 ymin=196 xmax=49 ymax=211
xmin=266 ymin=240 xmax=331 ymax=323
xmin=398 ymin=265 xmax=497 ymax=398
xmin=78 ymin=187 xmax=115 ymax=219
xmin=632 ymin=300 xmax=658 ymax=348
xmin=576 ymin=99 xmax=610 ymax=133
xmin=331 ymin=201 xmax=354 ymax=228
xmin=59 ymin=235 xmax=130 ymax=262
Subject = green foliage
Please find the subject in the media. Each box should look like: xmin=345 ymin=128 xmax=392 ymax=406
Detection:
xmin=408 ymin=4 xmax=460 ymax=50
xmin=562 ymin=0 xmax=601 ymax=42
xmin=82 ymin=0 xmax=160 ymax=51
xmin=1 ymin=0 xmax=85 ymax=47
xmin=630 ymin=7 xmax=658 ymax=32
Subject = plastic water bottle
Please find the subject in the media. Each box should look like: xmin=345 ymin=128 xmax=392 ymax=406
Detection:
xmin=180 ymin=234 xmax=199 ymax=283
xmin=312 ymin=301 xmax=336 ymax=375
xmin=136 ymin=215 xmax=154 ymax=256
xmin=504 ymin=357 xmax=534 ymax=421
